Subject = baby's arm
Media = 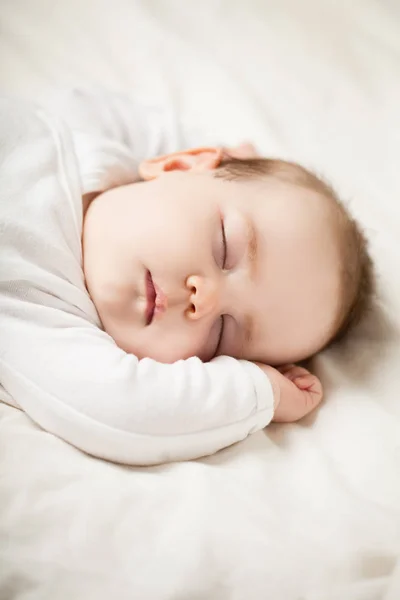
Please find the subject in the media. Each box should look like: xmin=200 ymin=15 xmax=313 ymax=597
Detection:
xmin=1 ymin=306 xmax=275 ymax=465
xmin=2 ymin=307 xmax=319 ymax=468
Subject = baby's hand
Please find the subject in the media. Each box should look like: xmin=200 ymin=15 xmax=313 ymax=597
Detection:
xmin=223 ymin=142 xmax=259 ymax=159
xmin=256 ymin=363 xmax=323 ymax=423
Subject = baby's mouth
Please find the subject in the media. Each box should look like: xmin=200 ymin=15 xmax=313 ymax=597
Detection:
xmin=145 ymin=270 xmax=168 ymax=325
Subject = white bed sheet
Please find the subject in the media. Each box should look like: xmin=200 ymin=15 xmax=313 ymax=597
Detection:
xmin=1 ymin=1 xmax=400 ymax=598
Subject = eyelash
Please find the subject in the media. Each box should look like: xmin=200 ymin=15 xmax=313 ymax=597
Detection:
xmin=215 ymin=220 xmax=227 ymax=356
xmin=221 ymin=220 xmax=227 ymax=269
xmin=215 ymin=315 xmax=225 ymax=356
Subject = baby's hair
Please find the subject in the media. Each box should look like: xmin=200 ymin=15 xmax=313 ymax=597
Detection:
xmin=215 ymin=157 xmax=375 ymax=353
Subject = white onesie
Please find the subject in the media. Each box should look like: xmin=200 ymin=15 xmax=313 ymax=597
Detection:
xmin=0 ymin=89 xmax=274 ymax=465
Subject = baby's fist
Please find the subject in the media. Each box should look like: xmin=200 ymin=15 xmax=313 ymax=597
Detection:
xmin=257 ymin=363 xmax=323 ymax=423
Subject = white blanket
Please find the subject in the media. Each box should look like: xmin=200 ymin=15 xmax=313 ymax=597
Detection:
xmin=1 ymin=1 xmax=400 ymax=598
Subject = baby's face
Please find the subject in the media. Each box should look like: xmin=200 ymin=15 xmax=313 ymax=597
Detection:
xmin=83 ymin=152 xmax=340 ymax=365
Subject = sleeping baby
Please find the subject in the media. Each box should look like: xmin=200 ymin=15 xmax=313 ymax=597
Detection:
xmin=0 ymin=88 xmax=374 ymax=464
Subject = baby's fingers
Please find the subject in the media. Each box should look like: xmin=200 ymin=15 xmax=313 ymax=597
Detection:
xmin=223 ymin=142 xmax=259 ymax=159
xmin=293 ymin=373 xmax=320 ymax=392
xmin=279 ymin=365 xmax=310 ymax=382
xmin=299 ymin=385 xmax=323 ymax=417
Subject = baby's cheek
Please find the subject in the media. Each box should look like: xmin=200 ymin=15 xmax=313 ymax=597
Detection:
xmin=140 ymin=322 xmax=206 ymax=364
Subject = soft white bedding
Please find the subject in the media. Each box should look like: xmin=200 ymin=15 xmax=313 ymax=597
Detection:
xmin=1 ymin=1 xmax=400 ymax=598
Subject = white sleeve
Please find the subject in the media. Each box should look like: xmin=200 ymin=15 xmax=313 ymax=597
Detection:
xmin=43 ymin=86 xmax=184 ymax=194
xmin=0 ymin=94 xmax=274 ymax=466
xmin=1 ymin=310 xmax=274 ymax=466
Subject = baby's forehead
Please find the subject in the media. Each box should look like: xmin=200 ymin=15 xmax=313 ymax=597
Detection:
xmin=244 ymin=176 xmax=336 ymax=229
xmin=244 ymin=180 xmax=342 ymax=275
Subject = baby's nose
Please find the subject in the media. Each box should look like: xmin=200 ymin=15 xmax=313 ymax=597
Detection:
xmin=186 ymin=275 xmax=219 ymax=320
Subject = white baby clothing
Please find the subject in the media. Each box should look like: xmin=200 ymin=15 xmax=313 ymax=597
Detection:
xmin=0 ymin=89 xmax=274 ymax=465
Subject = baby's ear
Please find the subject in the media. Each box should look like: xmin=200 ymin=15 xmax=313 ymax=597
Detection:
xmin=138 ymin=147 xmax=223 ymax=180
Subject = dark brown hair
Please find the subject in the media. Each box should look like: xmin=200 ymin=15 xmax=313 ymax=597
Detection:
xmin=215 ymin=157 xmax=375 ymax=352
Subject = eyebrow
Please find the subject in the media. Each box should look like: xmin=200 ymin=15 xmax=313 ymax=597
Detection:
xmin=243 ymin=218 xmax=258 ymax=347
xmin=247 ymin=218 xmax=258 ymax=282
